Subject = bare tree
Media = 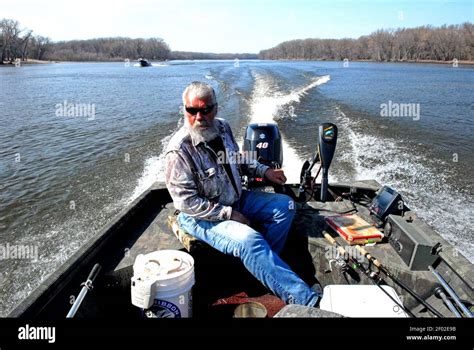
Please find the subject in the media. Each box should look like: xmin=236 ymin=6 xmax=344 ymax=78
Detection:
xmin=28 ymin=35 xmax=49 ymax=60
xmin=0 ymin=19 xmax=21 ymax=63
xmin=20 ymin=30 xmax=33 ymax=61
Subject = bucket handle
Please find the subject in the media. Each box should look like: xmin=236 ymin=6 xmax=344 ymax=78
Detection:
xmin=148 ymin=257 xmax=184 ymax=275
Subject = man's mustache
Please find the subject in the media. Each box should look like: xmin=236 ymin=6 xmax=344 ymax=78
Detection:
xmin=194 ymin=120 xmax=210 ymax=127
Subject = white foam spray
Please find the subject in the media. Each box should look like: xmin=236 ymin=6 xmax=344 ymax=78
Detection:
xmin=246 ymin=73 xmax=331 ymax=183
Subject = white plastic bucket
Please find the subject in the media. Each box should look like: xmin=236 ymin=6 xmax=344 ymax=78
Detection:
xmin=132 ymin=250 xmax=195 ymax=318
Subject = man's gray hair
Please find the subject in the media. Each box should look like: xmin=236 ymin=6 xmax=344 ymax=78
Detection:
xmin=182 ymin=82 xmax=216 ymax=105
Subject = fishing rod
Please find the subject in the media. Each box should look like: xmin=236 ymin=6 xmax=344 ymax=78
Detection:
xmin=433 ymin=287 xmax=461 ymax=318
xmin=298 ymin=156 xmax=318 ymax=201
xmin=355 ymin=245 xmax=444 ymax=318
xmin=67 ymin=263 xmax=101 ymax=318
xmin=323 ymin=232 xmax=415 ymax=317
xmin=429 ymin=265 xmax=473 ymax=318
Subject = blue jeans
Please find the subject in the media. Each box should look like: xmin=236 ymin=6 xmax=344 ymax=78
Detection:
xmin=177 ymin=190 xmax=319 ymax=306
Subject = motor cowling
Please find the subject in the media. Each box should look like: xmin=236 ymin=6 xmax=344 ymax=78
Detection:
xmin=243 ymin=123 xmax=283 ymax=186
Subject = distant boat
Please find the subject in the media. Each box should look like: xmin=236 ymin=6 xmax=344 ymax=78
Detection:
xmin=138 ymin=58 xmax=152 ymax=67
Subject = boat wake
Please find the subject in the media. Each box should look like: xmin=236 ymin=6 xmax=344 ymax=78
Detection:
xmin=128 ymin=134 xmax=173 ymax=204
xmin=248 ymin=73 xmax=330 ymax=124
xmin=247 ymin=72 xmax=331 ymax=183
xmin=131 ymin=63 xmax=168 ymax=67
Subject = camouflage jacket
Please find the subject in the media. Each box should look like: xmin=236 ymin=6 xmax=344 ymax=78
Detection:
xmin=165 ymin=118 xmax=269 ymax=221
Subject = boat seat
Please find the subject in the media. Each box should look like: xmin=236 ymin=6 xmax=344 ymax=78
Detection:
xmin=167 ymin=213 xmax=211 ymax=253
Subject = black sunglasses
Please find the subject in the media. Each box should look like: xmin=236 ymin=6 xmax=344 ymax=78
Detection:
xmin=185 ymin=104 xmax=216 ymax=116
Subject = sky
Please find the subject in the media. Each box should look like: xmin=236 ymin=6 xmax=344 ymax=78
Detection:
xmin=1 ymin=0 xmax=472 ymax=53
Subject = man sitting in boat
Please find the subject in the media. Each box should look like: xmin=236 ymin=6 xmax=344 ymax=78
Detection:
xmin=164 ymin=81 xmax=320 ymax=307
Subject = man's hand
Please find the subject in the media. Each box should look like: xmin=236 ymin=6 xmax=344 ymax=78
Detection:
xmin=264 ymin=168 xmax=287 ymax=185
xmin=230 ymin=210 xmax=250 ymax=226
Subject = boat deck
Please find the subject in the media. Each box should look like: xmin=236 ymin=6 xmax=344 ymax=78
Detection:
xmin=104 ymin=181 xmax=468 ymax=318
xmin=9 ymin=181 xmax=473 ymax=318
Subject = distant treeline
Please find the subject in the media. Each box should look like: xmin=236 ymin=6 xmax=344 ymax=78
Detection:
xmin=0 ymin=18 xmax=255 ymax=63
xmin=170 ymin=51 xmax=257 ymax=60
xmin=49 ymin=37 xmax=170 ymax=61
xmin=2 ymin=18 xmax=473 ymax=64
xmin=259 ymin=23 xmax=473 ymax=62
xmin=0 ymin=19 xmax=171 ymax=62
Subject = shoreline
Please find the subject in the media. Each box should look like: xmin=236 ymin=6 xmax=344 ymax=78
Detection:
xmin=359 ymin=59 xmax=474 ymax=65
xmin=1 ymin=58 xmax=473 ymax=66
xmin=0 ymin=59 xmax=57 ymax=67
xmin=271 ymin=58 xmax=474 ymax=65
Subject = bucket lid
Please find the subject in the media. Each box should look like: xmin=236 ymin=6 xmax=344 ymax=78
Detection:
xmin=133 ymin=250 xmax=194 ymax=281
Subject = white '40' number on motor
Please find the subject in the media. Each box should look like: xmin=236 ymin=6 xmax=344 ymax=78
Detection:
xmin=256 ymin=142 xmax=268 ymax=149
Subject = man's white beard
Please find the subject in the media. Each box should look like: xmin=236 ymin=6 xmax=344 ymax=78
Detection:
xmin=186 ymin=118 xmax=220 ymax=143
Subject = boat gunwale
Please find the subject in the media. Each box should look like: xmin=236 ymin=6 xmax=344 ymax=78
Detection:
xmin=7 ymin=183 xmax=169 ymax=318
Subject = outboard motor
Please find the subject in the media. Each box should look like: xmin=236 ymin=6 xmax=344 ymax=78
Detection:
xmin=243 ymin=123 xmax=283 ymax=186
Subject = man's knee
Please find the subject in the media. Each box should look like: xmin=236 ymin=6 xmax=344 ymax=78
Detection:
xmin=208 ymin=222 xmax=265 ymax=257
xmin=273 ymin=194 xmax=295 ymax=217
xmin=177 ymin=212 xmax=194 ymax=230
xmin=237 ymin=229 xmax=267 ymax=255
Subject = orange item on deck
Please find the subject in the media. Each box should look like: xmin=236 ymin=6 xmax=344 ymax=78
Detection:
xmin=325 ymin=214 xmax=383 ymax=245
